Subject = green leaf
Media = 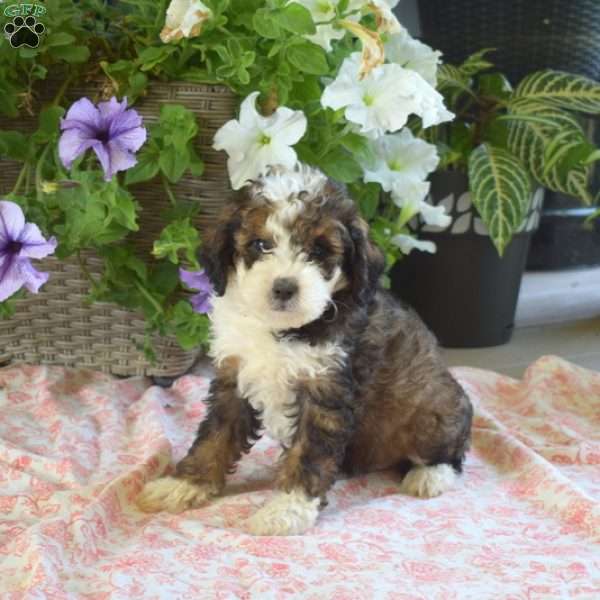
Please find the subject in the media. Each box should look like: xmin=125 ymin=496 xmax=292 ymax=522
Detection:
xmin=505 ymin=99 xmax=594 ymax=203
xmin=514 ymin=70 xmax=600 ymax=114
xmin=103 ymin=186 xmax=139 ymax=232
xmin=448 ymin=121 xmax=475 ymax=162
xmin=478 ymin=73 xmax=512 ymax=101
xmin=468 ymin=143 xmax=532 ymax=255
xmin=437 ymin=64 xmax=475 ymax=104
xmin=124 ymin=152 xmax=160 ymax=185
xmin=137 ymin=45 xmax=177 ymax=71
xmin=481 ymin=117 xmax=509 ymax=149
xmin=253 ymin=9 xmax=282 ymax=39
xmin=318 ymin=147 xmax=362 ymax=182
xmin=287 ymin=41 xmax=329 ymax=75
xmin=167 ymin=301 xmax=210 ymax=350
xmin=0 ymin=299 xmax=16 ymax=320
xmin=460 ymin=48 xmax=495 ymax=76
xmin=151 ymin=261 xmax=180 ymax=296
xmin=273 ymin=3 xmax=316 ymax=35
xmin=340 ymin=132 xmax=376 ymax=166
xmin=49 ymin=45 xmax=90 ymax=63
xmin=32 ymin=106 xmax=65 ymax=144
xmin=188 ymin=148 xmax=205 ymax=176
xmin=100 ymin=60 xmax=148 ymax=101
xmin=159 ymin=146 xmax=189 ymax=183
xmin=0 ymin=131 xmax=29 ymax=161
xmin=46 ymin=32 xmax=76 ymax=47
xmin=152 ymin=218 xmax=201 ymax=266
xmin=159 ymin=104 xmax=198 ymax=151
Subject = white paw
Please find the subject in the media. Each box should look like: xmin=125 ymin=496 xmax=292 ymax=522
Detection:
xmin=136 ymin=476 xmax=215 ymax=514
xmin=247 ymin=490 xmax=320 ymax=536
xmin=400 ymin=464 xmax=456 ymax=498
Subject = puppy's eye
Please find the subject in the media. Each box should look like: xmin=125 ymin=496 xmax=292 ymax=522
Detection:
xmin=309 ymin=238 xmax=331 ymax=260
xmin=249 ymin=238 xmax=273 ymax=253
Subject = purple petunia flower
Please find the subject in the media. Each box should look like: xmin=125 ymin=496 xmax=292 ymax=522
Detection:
xmin=180 ymin=268 xmax=213 ymax=314
xmin=0 ymin=200 xmax=57 ymax=302
xmin=59 ymin=97 xmax=147 ymax=181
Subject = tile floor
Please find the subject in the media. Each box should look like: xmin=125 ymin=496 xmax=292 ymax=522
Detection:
xmin=443 ymin=267 xmax=600 ymax=377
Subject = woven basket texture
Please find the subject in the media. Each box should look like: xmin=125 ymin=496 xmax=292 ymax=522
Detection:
xmin=0 ymin=80 xmax=237 ymax=376
xmin=418 ymin=0 xmax=600 ymax=83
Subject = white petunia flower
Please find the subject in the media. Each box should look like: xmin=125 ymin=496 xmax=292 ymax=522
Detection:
xmin=368 ymin=0 xmax=402 ymax=34
xmin=321 ymin=53 xmax=453 ymax=136
xmin=391 ymin=184 xmax=452 ymax=229
xmin=392 ymin=179 xmax=432 ymax=208
xmin=160 ymin=0 xmax=211 ymax=43
xmin=391 ymin=233 xmax=436 ymax=254
xmin=416 ymin=201 xmax=452 ymax=228
xmin=361 ymin=129 xmax=439 ymax=192
xmin=385 ymin=30 xmax=442 ymax=86
xmin=213 ymin=92 xmax=307 ymax=190
xmin=288 ymin=0 xmax=351 ymax=51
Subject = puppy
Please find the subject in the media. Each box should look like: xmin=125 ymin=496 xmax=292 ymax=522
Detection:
xmin=137 ymin=165 xmax=473 ymax=535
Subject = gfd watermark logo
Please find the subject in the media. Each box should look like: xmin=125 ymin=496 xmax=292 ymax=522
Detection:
xmin=2 ymin=3 xmax=47 ymax=48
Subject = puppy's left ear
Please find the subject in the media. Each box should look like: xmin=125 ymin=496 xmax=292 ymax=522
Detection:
xmin=199 ymin=204 xmax=241 ymax=296
xmin=345 ymin=217 xmax=385 ymax=307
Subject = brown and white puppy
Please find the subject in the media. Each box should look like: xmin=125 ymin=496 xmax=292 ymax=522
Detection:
xmin=137 ymin=164 xmax=473 ymax=535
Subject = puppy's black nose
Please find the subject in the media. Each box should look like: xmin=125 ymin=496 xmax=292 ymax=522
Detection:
xmin=272 ymin=277 xmax=298 ymax=302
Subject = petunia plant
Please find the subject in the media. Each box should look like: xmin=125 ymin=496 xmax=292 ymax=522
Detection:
xmin=0 ymin=201 xmax=57 ymax=302
xmin=0 ymin=0 xmax=453 ymax=353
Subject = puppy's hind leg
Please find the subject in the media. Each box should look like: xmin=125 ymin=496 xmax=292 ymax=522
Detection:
xmin=399 ymin=463 xmax=457 ymax=498
xmin=137 ymin=370 xmax=262 ymax=514
xmin=400 ymin=388 xmax=473 ymax=499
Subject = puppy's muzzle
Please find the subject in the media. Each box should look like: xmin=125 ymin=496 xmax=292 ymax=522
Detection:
xmin=271 ymin=277 xmax=299 ymax=310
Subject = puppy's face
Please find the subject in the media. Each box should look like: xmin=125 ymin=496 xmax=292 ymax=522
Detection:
xmin=201 ymin=167 xmax=384 ymax=330
xmin=231 ymin=200 xmax=347 ymax=329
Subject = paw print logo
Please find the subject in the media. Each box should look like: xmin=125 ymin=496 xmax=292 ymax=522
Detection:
xmin=4 ymin=16 xmax=45 ymax=49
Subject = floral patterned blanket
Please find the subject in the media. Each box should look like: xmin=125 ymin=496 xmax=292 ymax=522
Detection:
xmin=1 ymin=356 xmax=599 ymax=599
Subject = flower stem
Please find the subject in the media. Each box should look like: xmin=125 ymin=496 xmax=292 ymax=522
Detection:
xmin=25 ymin=162 xmax=32 ymax=195
xmin=162 ymin=177 xmax=177 ymax=206
xmin=134 ymin=279 xmax=164 ymax=317
xmin=35 ymin=145 xmax=51 ymax=203
xmin=396 ymin=204 xmax=418 ymax=229
xmin=53 ymin=72 xmax=76 ymax=107
xmin=77 ymin=251 xmax=100 ymax=291
xmin=11 ymin=163 xmax=29 ymax=196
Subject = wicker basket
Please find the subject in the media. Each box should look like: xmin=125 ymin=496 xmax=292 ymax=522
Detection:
xmin=418 ymin=0 xmax=600 ymax=83
xmin=0 ymin=80 xmax=237 ymax=377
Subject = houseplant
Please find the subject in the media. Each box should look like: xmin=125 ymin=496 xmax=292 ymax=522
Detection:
xmin=391 ymin=50 xmax=600 ymax=347
xmin=0 ymin=0 xmax=453 ymax=373
xmin=416 ymin=0 xmax=600 ymax=270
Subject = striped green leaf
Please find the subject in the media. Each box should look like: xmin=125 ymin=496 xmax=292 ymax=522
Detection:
xmin=468 ymin=143 xmax=532 ymax=255
xmin=459 ymin=48 xmax=495 ymax=76
xmin=437 ymin=64 xmax=475 ymax=102
xmin=505 ymin=99 xmax=593 ymax=203
xmin=514 ymin=70 xmax=600 ymax=114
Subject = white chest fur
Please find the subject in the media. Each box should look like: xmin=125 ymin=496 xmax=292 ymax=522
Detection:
xmin=210 ymin=292 xmax=346 ymax=447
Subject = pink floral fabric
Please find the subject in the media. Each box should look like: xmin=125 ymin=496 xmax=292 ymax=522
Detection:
xmin=1 ymin=356 xmax=599 ymax=599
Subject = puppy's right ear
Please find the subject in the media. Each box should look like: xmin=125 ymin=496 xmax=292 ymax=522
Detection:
xmin=199 ymin=205 xmax=241 ymax=296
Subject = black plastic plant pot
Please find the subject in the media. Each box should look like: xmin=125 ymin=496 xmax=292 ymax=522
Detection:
xmin=390 ymin=171 xmax=540 ymax=348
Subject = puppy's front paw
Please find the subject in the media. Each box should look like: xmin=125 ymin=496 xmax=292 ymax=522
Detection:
xmin=400 ymin=464 xmax=456 ymax=498
xmin=136 ymin=476 xmax=215 ymax=514
xmin=247 ymin=490 xmax=320 ymax=536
